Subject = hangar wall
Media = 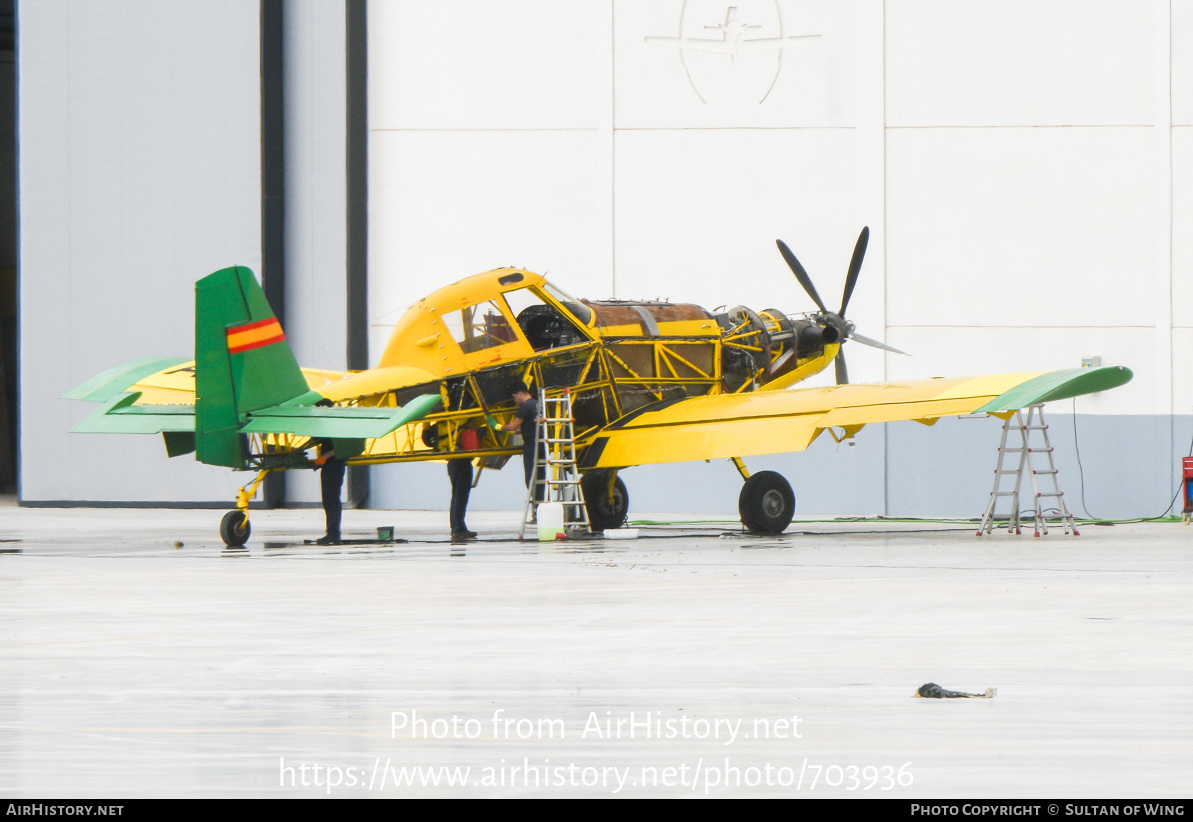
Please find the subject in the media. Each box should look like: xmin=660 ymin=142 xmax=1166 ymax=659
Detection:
xmin=21 ymin=1 xmax=1192 ymax=519
xmin=20 ymin=0 xmax=262 ymax=504
xmin=365 ymin=0 xmax=1193 ymax=519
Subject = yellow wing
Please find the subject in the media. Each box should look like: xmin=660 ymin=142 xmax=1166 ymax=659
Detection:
xmin=577 ymin=367 xmax=1132 ymax=470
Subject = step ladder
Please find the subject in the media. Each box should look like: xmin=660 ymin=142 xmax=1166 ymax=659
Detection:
xmin=519 ymin=389 xmax=590 ymax=539
xmin=977 ymin=404 xmax=1078 ymax=537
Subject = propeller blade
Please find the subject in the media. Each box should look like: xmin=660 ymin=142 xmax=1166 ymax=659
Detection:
xmin=838 ymin=226 xmax=869 ymax=317
xmin=835 ymin=350 xmax=848 ymax=385
xmin=776 ymin=239 xmax=827 ymax=314
xmin=850 ymin=332 xmax=909 ymax=356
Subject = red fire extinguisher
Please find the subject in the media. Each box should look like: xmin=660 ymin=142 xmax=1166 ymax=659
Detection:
xmin=1183 ymin=457 xmax=1193 ymax=523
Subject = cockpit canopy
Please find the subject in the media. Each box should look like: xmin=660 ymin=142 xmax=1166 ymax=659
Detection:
xmin=377 ymin=269 xmax=594 ymax=375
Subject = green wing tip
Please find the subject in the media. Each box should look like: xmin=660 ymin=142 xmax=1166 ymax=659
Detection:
xmin=977 ymin=366 xmax=1134 ymax=414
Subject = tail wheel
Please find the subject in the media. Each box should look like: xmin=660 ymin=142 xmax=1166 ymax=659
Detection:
xmin=581 ymin=472 xmax=629 ymax=531
xmin=220 ymin=510 xmax=251 ymax=546
xmin=738 ymin=470 xmax=795 ymax=535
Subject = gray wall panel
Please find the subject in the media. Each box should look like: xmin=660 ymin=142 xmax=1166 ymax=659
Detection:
xmin=371 ymin=414 xmax=1187 ymax=523
xmin=282 ymin=0 xmax=349 ymax=506
xmin=886 ymin=414 xmax=1190 ymax=521
xmin=20 ymin=0 xmax=262 ymax=503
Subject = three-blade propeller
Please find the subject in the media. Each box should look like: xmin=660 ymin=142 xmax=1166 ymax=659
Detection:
xmin=775 ymin=226 xmax=907 ymax=385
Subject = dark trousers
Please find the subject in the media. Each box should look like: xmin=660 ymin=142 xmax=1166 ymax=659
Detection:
xmin=447 ymin=458 xmax=472 ymax=533
xmin=523 ymin=442 xmax=545 ymax=501
xmin=320 ymin=460 xmax=346 ymax=539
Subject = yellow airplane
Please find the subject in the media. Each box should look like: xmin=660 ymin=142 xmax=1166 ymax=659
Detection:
xmin=64 ymin=228 xmax=1132 ymax=544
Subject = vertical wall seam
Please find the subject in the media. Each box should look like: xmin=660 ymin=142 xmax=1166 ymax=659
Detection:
xmin=1155 ymin=0 xmax=1173 ymax=499
xmin=598 ymin=0 xmax=614 ymax=298
xmin=260 ymin=0 xmax=285 ymax=506
xmin=345 ymin=0 xmax=369 ymax=507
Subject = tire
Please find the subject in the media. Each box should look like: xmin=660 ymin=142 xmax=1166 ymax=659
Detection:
xmin=220 ymin=510 xmax=251 ymax=546
xmin=581 ymin=472 xmax=629 ymax=531
xmin=738 ymin=470 xmax=795 ymax=535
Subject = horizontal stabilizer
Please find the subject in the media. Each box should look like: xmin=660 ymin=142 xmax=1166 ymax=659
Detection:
xmin=71 ymin=393 xmax=195 ymax=434
xmin=62 ymin=357 xmax=190 ymax=402
xmin=239 ymin=393 xmax=442 ymax=438
xmin=71 ymin=391 xmax=442 ymax=440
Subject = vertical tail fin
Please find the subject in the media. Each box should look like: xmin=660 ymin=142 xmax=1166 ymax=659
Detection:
xmin=194 ymin=266 xmax=310 ymax=467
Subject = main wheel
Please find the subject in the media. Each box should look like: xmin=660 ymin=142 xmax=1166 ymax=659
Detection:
xmin=220 ymin=510 xmax=251 ymax=546
xmin=581 ymin=472 xmax=629 ymax=531
xmin=738 ymin=471 xmax=795 ymax=535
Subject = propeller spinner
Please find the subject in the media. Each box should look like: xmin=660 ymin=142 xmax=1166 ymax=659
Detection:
xmin=775 ymin=226 xmax=906 ymax=384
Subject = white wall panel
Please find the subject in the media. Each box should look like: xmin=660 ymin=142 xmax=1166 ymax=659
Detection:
xmin=886 ymin=127 xmax=1153 ymax=330
xmin=361 ymin=0 xmax=1172 ymax=515
xmin=887 ymin=0 xmax=1153 ymax=127
xmin=368 ymin=130 xmax=602 ymax=362
xmin=885 ymin=326 xmax=1153 ymax=416
xmin=613 ymin=128 xmax=858 ymax=315
xmin=1174 ymin=0 xmax=1193 ymax=125
xmin=370 ymin=0 xmax=600 ymax=131
xmin=614 ymin=0 xmax=851 ymax=129
xmin=1174 ymin=329 xmax=1193 ymax=414
xmin=1172 ymin=127 xmax=1193 ymax=328
xmin=21 ymin=0 xmax=262 ymax=502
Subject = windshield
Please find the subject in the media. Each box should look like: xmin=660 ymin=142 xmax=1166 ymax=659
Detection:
xmin=542 ymin=282 xmax=593 ymax=326
xmin=502 ymin=286 xmax=589 ymax=351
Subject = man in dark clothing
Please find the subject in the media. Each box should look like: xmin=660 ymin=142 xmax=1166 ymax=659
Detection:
xmin=447 ymin=457 xmax=476 ymax=540
xmin=499 ymin=381 xmax=540 ymax=498
xmin=313 ymin=438 xmax=345 ymax=545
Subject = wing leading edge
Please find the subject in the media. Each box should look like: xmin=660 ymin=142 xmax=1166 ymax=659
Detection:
xmin=578 ymin=366 xmax=1132 ymax=470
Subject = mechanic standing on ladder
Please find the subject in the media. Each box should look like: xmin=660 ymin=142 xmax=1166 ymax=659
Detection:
xmin=496 ymin=381 xmax=541 ymax=502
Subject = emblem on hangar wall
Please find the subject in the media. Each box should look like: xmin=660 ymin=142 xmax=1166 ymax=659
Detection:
xmin=645 ymin=1 xmax=820 ymax=105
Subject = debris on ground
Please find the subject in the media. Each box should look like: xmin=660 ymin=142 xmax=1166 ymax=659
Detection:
xmin=916 ymin=682 xmax=997 ymax=699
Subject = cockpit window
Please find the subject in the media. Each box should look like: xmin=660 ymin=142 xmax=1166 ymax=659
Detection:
xmin=542 ymin=282 xmax=593 ymax=326
xmin=441 ymin=300 xmax=518 ymax=354
xmin=502 ymin=287 xmax=589 ymax=351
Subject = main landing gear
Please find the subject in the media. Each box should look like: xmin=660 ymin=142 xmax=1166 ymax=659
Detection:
xmin=733 ymin=458 xmax=795 ymax=535
xmin=580 ymin=462 xmax=794 ymax=536
xmin=581 ymin=470 xmax=629 ymax=531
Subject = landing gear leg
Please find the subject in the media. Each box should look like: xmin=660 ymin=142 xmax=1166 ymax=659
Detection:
xmin=220 ymin=470 xmax=271 ymax=546
xmin=737 ymin=467 xmax=795 ymax=535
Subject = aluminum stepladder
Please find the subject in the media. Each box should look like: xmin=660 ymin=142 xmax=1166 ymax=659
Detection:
xmin=518 ymin=388 xmax=590 ymax=539
xmin=977 ymin=404 xmax=1078 ymax=537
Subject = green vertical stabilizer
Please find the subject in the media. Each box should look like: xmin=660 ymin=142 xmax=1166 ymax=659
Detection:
xmin=194 ymin=266 xmax=310 ymax=468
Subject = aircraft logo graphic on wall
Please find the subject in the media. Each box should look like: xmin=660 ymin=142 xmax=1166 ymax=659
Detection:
xmin=645 ymin=1 xmax=821 ymax=104
xmin=64 ymin=229 xmax=1132 ymax=545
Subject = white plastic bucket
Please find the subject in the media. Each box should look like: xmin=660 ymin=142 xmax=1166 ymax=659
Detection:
xmin=537 ymin=502 xmax=565 ymax=541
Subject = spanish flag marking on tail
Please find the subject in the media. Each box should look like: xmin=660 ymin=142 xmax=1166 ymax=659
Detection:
xmin=226 ymin=317 xmax=285 ymax=355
